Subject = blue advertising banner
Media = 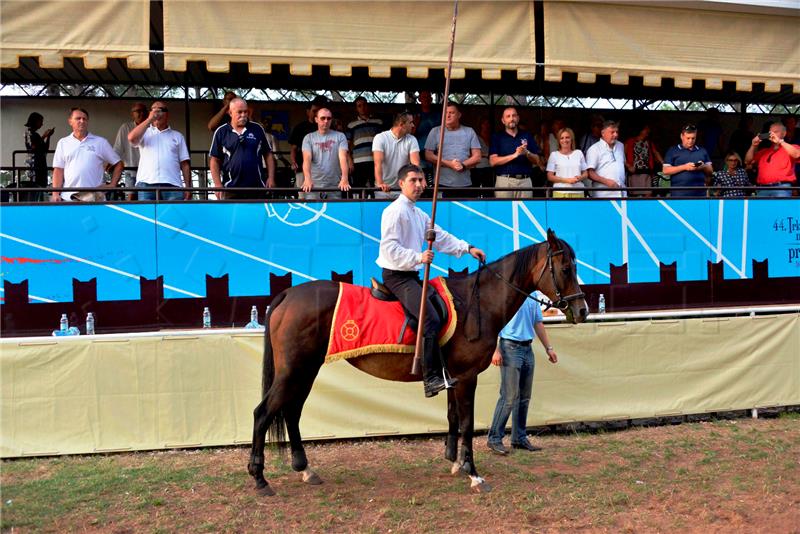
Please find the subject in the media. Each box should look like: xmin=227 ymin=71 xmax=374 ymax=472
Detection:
xmin=1 ymin=199 xmax=798 ymax=303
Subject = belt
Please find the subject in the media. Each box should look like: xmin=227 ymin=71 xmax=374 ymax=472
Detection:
xmin=501 ymin=337 xmax=532 ymax=346
xmin=499 ymin=173 xmax=530 ymax=179
xmin=760 ymin=182 xmax=794 ymax=186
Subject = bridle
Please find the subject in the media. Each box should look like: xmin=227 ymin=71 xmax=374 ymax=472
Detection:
xmin=479 ymin=242 xmax=584 ymax=312
xmin=462 ymin=241 xmax=585 ymax=341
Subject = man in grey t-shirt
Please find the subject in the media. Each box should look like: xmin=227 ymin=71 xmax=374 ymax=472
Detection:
xmin=301 ymin=107 xmax=351 ymax=199
xmin=372 ymin=111 xmax=420 ymax=199
xmin=424 ymin=101 xmax=481 ymax=196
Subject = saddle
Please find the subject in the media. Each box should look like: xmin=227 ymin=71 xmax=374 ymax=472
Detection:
xmin=370 ymin=277 xmax=449 ymax=332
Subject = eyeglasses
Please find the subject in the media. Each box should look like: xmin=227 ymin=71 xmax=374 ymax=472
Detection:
xmin=318 ymin=116 xmax=333 ymax=121
xmin=725 ymin=158 xmax=738 ymax=162
xmin=682 ymin=124 xmax=697 ymax=133
xmin=151 ymin=107 xmax=168 ymax=113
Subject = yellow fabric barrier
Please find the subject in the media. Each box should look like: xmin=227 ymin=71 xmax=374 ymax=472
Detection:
xmin=2 ymin=314 xmax=798 ymax=458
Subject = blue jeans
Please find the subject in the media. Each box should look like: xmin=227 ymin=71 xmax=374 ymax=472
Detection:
xmin=136 ymin=182 xmax=184 ymax=201
xmin=756 ymin=184 xmax=792 ymax=198
xmin=487 ymin=338 xmax=535 ymax=445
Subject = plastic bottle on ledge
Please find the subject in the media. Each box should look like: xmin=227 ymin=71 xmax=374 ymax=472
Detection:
xmin=52 ymin=313 xmax=69 ymax=336
xmin=598 ymin=293 xmax=606 ymax=314
xmin=245 ymin=305 xmax=262 ymax=329
xmin=86 ymin=313 xmax=95 ymax=335
xmin=202 ymin=307 xmax=211 ymax=329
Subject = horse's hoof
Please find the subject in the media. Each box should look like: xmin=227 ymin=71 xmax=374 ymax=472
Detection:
xmin=471 ymin=481 xmax=492 ymax=493
xmin=302 ymin=470 xmax=323 ymax=485
xmin=450 ymin=462 xmax=463 ymax=475
xmin=255 ymin=482 xmax=276 ymax=497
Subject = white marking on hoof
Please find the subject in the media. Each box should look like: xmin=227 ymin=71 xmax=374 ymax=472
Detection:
xmin=451 ymin=461 xmax=462 ymax=475
xmin=302 ymin=468 xmax=323 ymax=485
xmin=470 ymin=476 xmax=492 ymax=493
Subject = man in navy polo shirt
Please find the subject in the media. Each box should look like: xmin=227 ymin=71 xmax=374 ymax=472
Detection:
xmin=209 ymin=98 xmax=275 ymax=200
xmin=662 ymin=124 xmax=713 ymax=198
xmin=489 ymin=107 xmax=541 ymax=199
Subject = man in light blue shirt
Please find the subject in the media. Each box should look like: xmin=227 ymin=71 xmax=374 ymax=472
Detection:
xmin=487 ymin=293 xmax=558 ymax=454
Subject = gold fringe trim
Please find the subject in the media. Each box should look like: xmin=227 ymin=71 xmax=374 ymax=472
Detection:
xmin=436 ymin=278 xmax=457 ymax=347
xmin=325 ymin=343 xmax=415 ymax=364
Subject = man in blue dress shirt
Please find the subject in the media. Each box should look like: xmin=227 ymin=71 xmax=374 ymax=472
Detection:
xmin=487 ymin=294 xmax=558 ymax=454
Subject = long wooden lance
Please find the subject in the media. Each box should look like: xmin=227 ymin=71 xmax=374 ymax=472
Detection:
xmin=411 ymin=0 xmax=459 ymax=376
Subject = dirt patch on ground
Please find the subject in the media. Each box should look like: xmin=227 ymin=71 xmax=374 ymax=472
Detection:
xmin=3 ymin=417 xmax=799 ymax=533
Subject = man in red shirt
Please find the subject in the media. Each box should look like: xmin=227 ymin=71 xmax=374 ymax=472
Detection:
xmin=745 ymin=122 xmax=800 ymax=197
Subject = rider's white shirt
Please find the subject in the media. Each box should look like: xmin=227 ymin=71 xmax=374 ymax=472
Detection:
xmin=376 ymin=194 xmax=469 ymax=271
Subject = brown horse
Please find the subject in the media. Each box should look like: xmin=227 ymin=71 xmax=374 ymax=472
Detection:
xmin=248 ymin=229 xmax=588 ymax=495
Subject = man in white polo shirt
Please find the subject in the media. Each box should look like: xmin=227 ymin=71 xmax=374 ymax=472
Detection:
xmin=127 ymin=101 xmax=192 ymax=200
xmin=372 ymin=111 xmax=420 ymax=199
xmin=585 ymin=120 xmax=627 ymax=198
xmin=51 ymin=107 xmax=123 ymax=202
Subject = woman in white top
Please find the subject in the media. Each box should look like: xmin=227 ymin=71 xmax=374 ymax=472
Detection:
xmin=546 ymin=127 xmax=588 ymax=198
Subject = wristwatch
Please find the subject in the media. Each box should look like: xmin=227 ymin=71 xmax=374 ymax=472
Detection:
xmin=546 ymin=345 xmax=554 ymax=351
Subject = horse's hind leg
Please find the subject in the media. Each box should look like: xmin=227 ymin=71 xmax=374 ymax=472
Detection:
xmin=454 ymin=376 xmax=492 ymax=493
xmin=248 ymin=395 xmax=278 ymax=496
xmin=284 ymin=402 xmax=323 ymax=485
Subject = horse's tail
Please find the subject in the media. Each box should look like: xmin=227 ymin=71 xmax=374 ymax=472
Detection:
xmin=262 ymin=291 xmax=288 ymax=449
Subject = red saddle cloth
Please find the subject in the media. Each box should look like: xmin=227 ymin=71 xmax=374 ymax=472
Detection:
xmin=325 ymin=277 xmax=457 ymax=363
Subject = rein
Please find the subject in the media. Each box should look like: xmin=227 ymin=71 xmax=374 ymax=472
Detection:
xmin=463 ymin=242 xmax=585 ymax=341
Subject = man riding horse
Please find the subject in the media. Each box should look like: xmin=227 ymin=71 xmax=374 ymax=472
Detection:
xmin=376 ymin=163 xmax=486 ymax=397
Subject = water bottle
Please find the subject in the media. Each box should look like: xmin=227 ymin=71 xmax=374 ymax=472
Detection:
xmin=245 ymin=305 xmax=261 ymax=329
xmin=202 ymin=307 xmax=211 ymax=329
xmin=53 ymin=313 xmax=69 ymax=336
xmin=86 ymin=313 xmax=95 ymax=335
xmin=598 ymin=293 xmax=606 ymax=314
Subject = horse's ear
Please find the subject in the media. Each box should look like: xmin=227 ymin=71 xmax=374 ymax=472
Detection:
xmin=546 ymin=228 xmax=559 ymax=248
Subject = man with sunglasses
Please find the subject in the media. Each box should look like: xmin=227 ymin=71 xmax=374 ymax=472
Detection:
xmin=745 ymin=122 xmax=800 ymax=198
xmin=662 ymin=124 xmax=713 ymax=198
xmin=210 ymin=98 xmax=275 ymax=200
xmin=300 ymin=107 xmax=350 ymax=199
xmin=127 ymin=102 xmax=191 ymax=201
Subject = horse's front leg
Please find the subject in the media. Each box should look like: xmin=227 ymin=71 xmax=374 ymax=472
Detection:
xmin=454 ymin=376 xmax=492 ymax=493
xmin=444 ymin=388 xmax=459 ymax=463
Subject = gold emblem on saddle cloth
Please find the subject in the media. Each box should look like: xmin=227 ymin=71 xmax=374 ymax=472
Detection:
xmin=340 ymin=319 xmax=360 ymax=341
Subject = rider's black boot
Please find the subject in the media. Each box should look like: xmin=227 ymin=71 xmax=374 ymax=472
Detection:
xmin=423 ymin=336 xmax=458 ymax=398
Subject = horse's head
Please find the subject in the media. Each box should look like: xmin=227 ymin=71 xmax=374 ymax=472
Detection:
xmin=535 ymin=229 xmax=588 ymax=324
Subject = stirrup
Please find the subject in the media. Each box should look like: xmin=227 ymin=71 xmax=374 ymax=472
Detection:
xmin=441 ymin=365 xmax=458 ymax=389
xmin=424 ymin=376 xmax=447 ymax=398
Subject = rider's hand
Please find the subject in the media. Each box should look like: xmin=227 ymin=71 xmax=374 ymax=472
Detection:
xmin=469 ymin=246 xmax=486 ymax=262
xmin=420 ymin=250 xmax=434 ymax=264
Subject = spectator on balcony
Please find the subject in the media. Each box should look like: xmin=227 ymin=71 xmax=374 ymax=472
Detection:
xmin=745 ymin=122 xmax=800 ymax=198
xmin=711 ymin=152 xmax=751 ymax=198
xmin=624 ymin=124 xmax=663 ymax=198
xmin=578 ymin=115 xmax=604 ymax=154
xmin=489 ymin=106 xmax=541 ymax=199
xmin=206 ymin=91 xmax=238 ymax=132
xmin=346 ymin=96 xmax=383 ymax=198
xmin=424 ymin=102 xmax=481 ymax=197
xmin=288 ymin=95 xmax=329 ymax=182
xmin=662 ymin=124 xmax=713 ymax=198
xmin=471 ymin=117 xmax=495 ymax=194
xmin=301 ymin=107 xmax=350 ymax=199
xmin=728 ymin=116 xmax=754 ymax=175
xmin=586 ymin=120 xmax=626 ymax=198
xmin=51 ymin=107 xmax=122 ymax=202
xmin=23 ymin=112 xmax=55 ymax=188
xmin=546 ymin=127 xmax=588 ymax=199
xmin=209 ymin=98 xmax=275 ymax=200
xmin=372 ymin=111 xmax=420 ymax=199
xmin=548 ymin=118 xmax=566 ymax=155
xmin=127 ymin=101 xmax=191 ymax=201
xmin=113 ymin=102 xmax=147 ymax=200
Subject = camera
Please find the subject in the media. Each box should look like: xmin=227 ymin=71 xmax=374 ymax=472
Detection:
xmin=693 ymin=161 xmax=704 ymax=168
xmin=757 ymin=132 xmax=771 ymax=141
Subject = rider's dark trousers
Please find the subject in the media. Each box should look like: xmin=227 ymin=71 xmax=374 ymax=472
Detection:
xmin=382 ymin=269 xmax=441 ymax=336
